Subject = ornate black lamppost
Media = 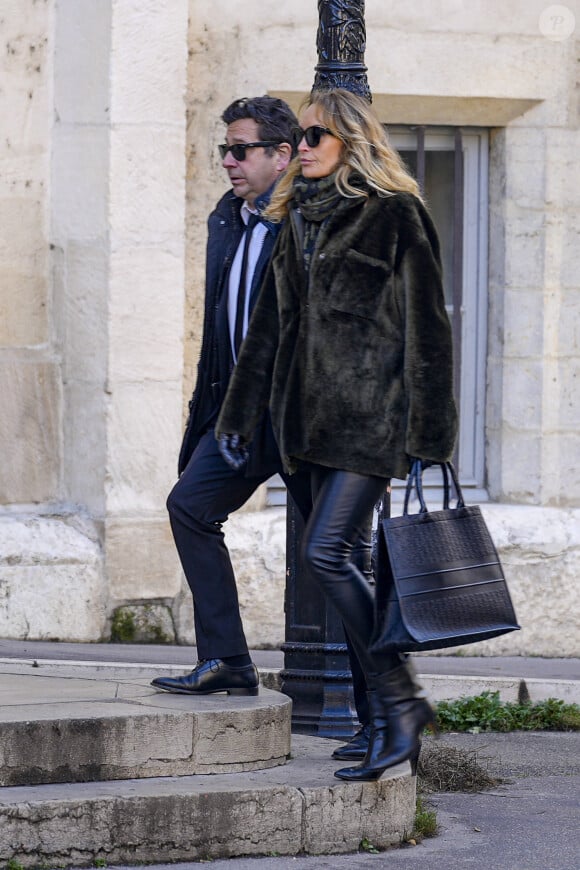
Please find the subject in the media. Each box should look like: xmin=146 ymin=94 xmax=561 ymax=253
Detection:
xmin=312 ymin=0 xmax=371 ymax=100
xmin=280 ymin=0 xmax=374 ymax=739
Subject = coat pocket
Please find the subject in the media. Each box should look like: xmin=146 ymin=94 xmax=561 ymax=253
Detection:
xmin=325 ymin=249 xmax=393 ymax=323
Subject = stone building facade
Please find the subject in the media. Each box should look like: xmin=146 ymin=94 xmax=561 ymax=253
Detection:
xmin=0 ymin=0 xmax=578 ymax=656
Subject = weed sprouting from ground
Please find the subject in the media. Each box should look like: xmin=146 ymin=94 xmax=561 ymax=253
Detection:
xmin=413 ymin=796 xmax=438 ymax=837
xmin=359 ymin=837 xmax=380 ymax=853
xmin=435 ymin=691 xmax=580 ymax=733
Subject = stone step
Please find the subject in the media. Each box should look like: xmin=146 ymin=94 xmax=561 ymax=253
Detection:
xmin=0 ymin=666 xmax=291 ymax=786
xmin=0 ymin=735 xmax=415 ymax=868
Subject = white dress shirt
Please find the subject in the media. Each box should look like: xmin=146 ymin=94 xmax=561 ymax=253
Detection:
xmin=228 ymin=201 xmax=268 ymax=362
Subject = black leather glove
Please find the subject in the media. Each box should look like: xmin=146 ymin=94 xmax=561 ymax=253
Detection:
xmin=218 ymin=433 xmax=249 ymax=470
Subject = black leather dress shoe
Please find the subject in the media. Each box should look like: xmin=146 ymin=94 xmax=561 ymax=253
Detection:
xmin=331 ymin=723 xmax=372 ymax=760
xmin=151 ymin=659 xmax=259 ymax=696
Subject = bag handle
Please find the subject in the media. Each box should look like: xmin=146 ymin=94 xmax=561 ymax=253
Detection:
xmin=416 ymin=461 xmax=454 ymax=510
xmin=403 ymin=460 xmax=465 ymax=516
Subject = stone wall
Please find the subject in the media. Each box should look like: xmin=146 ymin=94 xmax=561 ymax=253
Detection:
xmin=185 ymin=0 xmax=580 ymax=504
xmin=0 ymin=1 xmax=578 ymax=653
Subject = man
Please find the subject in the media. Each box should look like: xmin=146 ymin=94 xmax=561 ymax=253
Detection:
xmin=151 ymin=96 xmax=370 ymax=761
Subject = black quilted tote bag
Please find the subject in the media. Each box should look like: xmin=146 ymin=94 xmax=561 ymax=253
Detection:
xmin=370 ymin=460 xmax=520 ymax=654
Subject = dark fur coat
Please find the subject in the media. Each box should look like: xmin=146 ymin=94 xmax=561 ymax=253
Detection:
xmin=216 ymin=190 xmax=457 ymax=480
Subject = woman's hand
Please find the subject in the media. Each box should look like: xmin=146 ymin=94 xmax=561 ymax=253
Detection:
xmin=218 ymin=433 xmax=249 ymax=470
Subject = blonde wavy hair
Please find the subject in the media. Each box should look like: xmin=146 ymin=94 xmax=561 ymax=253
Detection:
xmin=266 ymin=88 xmax=420 ymax=222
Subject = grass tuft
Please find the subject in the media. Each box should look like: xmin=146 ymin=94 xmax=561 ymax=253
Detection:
xmin=359 ymin=837 xmax=380 ymax=854
xmin=413 ymin=796 xmax=438 ymax=838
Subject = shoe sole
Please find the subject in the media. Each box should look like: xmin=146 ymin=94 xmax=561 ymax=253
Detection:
xmin=151 ymin=684 xmax=259 ymax=696
xmin=331 ymin=750 xmax=367 ymax=760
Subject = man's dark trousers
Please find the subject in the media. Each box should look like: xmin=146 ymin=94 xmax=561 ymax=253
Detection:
xmin=167 ymin=427 xmax=313 ymax=660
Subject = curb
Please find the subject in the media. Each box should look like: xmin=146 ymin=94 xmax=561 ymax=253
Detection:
xmin=3 ymin=657 xmax=578 ymax=704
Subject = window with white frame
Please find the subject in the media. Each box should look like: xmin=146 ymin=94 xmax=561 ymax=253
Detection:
xmin=388 ymin=126 xmax=489 ymax=499
xmin=267 ymin=126 xmax=489 ymax=505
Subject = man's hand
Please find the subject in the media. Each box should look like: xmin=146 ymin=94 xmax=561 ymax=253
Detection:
xmin=218 ymin=433 xmax=249 ymax=470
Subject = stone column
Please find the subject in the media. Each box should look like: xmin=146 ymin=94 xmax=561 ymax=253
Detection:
xmin=0 ymin=0 xmax=57 ymax=505
xmin=52 ymin=0 xmax=189 ymax=637
xmin=487 ymin=96 xmax=580 ymax=507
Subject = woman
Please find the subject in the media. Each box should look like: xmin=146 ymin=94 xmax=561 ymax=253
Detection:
xmin=216 ymin=88 xmax=457 ymax=781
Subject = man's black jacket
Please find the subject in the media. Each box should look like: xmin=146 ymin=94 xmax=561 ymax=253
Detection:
xmin=178 ymin=187 xmax=283 ymax=476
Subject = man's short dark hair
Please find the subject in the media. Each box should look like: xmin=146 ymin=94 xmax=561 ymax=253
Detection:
xmin=221 ymin=96 xmax=299 ymax=156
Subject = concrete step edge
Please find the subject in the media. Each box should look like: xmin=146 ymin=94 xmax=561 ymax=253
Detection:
xmin=0 ymin=680 xmax=292 ymax=786
xmin=0 ymin=735 xmax=415 ymax=868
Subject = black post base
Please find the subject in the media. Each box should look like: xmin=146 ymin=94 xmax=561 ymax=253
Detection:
xmin=281 ymin=642 xmax=359 ymax=739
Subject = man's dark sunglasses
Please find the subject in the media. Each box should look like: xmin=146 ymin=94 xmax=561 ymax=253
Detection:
xmin=295 ymin=125 xmax=336 ymax=148
xmin=218 ymin=141 xmax=282 ymax=161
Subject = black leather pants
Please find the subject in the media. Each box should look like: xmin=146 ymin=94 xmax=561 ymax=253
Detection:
xmin=303 ymin=465 xmax=404 ymax=678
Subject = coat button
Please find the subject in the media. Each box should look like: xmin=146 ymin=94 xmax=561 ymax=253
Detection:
xmin=319 ymin=253 xmax=325 ymax=259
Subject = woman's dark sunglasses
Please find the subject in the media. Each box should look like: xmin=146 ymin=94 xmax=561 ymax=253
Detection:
xmin=218 ymin=141 xmax=281 ymax=161
xmin=295 ymin=125 xmax=336 ymax=148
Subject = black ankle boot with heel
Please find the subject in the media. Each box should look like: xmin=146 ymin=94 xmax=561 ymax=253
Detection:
xmin=334 ymin=663 xmax=437 ymax=782
xmin=331 ymin=723 xmax=372 ymax=760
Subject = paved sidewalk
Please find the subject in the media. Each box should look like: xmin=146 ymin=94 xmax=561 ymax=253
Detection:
xmin=1 ymin=640 xmax=578 ymax=709
xmin=0 ymin=638 xmax=578 ymax=681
